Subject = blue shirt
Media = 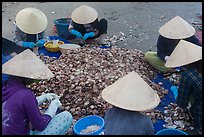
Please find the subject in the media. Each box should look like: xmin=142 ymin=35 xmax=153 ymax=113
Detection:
xmin=104 ymin=106 xmax=154 ymax=135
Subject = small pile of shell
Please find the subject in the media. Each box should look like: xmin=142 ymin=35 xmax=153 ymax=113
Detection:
xmin=80 ymin=124 xmax=101 ymax=134
xmin=168 ymin=73 xmax=180 ymax=86
xmin=142 ymin=109 xmax=164 ymax=123
xmin=39 ymin=54 xmax=57 ymax=64
xmin=104 ymin=32 xmax=127 ymax=46
xmin=142 ymin=103 xmax=195 ymax=132
xmin=162 ymin=103 xmax=194 ymax=131
xmin=149 ymin=81 xmax=169 ymax=98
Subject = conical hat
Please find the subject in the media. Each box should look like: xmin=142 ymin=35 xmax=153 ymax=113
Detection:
xmin=2 ymin=49 xmax=54 ymax=80
xmin=101 ymin=71 xmax=160 ymax=111
xmin=16 ymin=7 xmax=48 ymax=34
xmin=165 ymin=40 xmax=202 ymax=68
xmin=159 ymin=16 xmax=195 ymax=39
xmin=71 ymin=5 xmax=98 ymax=24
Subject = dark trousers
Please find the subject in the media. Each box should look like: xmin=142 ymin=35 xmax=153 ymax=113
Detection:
xmin=94 ymin=18 xmax=108 ymax=38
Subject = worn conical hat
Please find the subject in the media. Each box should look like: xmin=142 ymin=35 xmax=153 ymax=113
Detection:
xmin=165 ymin=40 xmax=202 ymax=68
xmin=2 ymin=49 xmax=54 ymax=80
xmin=71 ymin=5 xmax=98 ymax=24
xmin=16 ymin=7 xmax=48 ymax=34
xmin=101 ymin=71 xmax=160 ymax=111
xmin=159 ymin=16 xmax=195 ymax=39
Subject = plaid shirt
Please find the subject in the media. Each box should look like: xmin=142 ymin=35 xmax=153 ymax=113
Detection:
xmin=176 ymin=68 xmax=202 ymax=129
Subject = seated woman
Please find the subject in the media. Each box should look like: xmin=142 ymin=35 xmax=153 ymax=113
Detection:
xmin=13 ymin=8 xmax=48 ymax=52
xmin=165 ymin=40 xmax=202 ymax=134
xmin=2 ymin=49 xmax=73 ymax=135
xmin=145 ymin=16 xmax=201 ymax=73
xmin=2 ymin=37 xmax=27 ymax=84
xmin=102 ymin=71 xmax=160 ymax=135
xmin=68 ymin=5 xmax=108 ymax=45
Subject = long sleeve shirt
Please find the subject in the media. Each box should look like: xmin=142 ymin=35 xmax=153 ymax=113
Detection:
xmin=2 ymin=78 xmax=51 ymax=135
xmin=176 ymin=68 xmax=202 ymax=129
xmin=68 ymin=19 xmax=99 ymax=36
xmin=104 ymin=106 xmax=154 ymax=135
xmin=13 ymin=24 xmax=44 ymax=47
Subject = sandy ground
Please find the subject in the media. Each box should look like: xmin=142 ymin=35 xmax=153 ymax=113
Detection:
xmin=2 ymin=2 xmax=202 ymax=52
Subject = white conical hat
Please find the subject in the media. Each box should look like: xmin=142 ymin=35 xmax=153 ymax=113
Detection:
xmin=71 ymin=5 xmax=98 ymax=24
xmin=16 ymin=7 xmax=48 ymax=34
xmin=101 ymin=71 xmax=160 ymax=111
xmin=165 ymin=40 xmax=202 ymax=68
xmin=2 ymin=49 xmax=54 ymax=80
xmin=159 ymin=16 xmax=195 ymax=39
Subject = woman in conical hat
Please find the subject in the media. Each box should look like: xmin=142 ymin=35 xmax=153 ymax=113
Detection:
xmin=165 ymin=40 xmax=202 ymax=134
xmin=2 ymin=49 xmax=73 ymax=135
xmin=102 ymin=71 xmax=160 ymax=135
xmin=145 ymin=16 xmax=201 ymax=73
xmin=13 ymin=7 xmax=48 ymax=53
xmin=2 ymin=37 xmax=28 ymax=84
xmin=68 ymin=5 xmax=108 ymax=46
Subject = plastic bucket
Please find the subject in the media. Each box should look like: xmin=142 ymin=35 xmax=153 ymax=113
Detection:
xmin=54 ymin=18 xmax=74 ymax=39
xmin=156 ymin=128 xmax=188 ymax=135
xmin=73 ymin=115 xmax=105 ymax=135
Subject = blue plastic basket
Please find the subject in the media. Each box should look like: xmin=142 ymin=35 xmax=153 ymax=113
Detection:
xmin=54 ymin=18 xmax=74 ymax=40
xmin=156 ymin=128 xmax=188 ymax=135
xmin=73 ymin=115 xmax=105 ymax=135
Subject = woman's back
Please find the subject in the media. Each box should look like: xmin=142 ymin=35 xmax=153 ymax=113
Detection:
xmin=104 ymin=107 xmax=154 ymax=135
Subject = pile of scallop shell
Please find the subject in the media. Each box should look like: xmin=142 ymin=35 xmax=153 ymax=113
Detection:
xmin=28 ymin=47 xmax=162 ymax=119
xmin=162 ymin=103 xmax=194 ymax=131
xmin=27 ymin=47 xmax=194 ymax=133
xmin=104 ymin=32 xmax=127 ymax=46
xmin=142 ymin=109 xmax=164 ymax=123
xmin=149 ymin=81 xmax=169 ymax=98
xmin=142 ymin=102 xmax=194 ymax=132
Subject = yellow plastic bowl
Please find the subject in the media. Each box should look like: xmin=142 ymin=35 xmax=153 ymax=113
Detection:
xmin=44 ymin=41 xmax=64 ymax=52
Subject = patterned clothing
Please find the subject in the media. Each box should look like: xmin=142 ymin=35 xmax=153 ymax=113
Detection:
xmin=30 ymin=111 xmax=73 ymax=135
xmin=13 ymin=24 xmax=44 ymax=47
xmin=176 ymin=68 xmax=202 ymax=130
